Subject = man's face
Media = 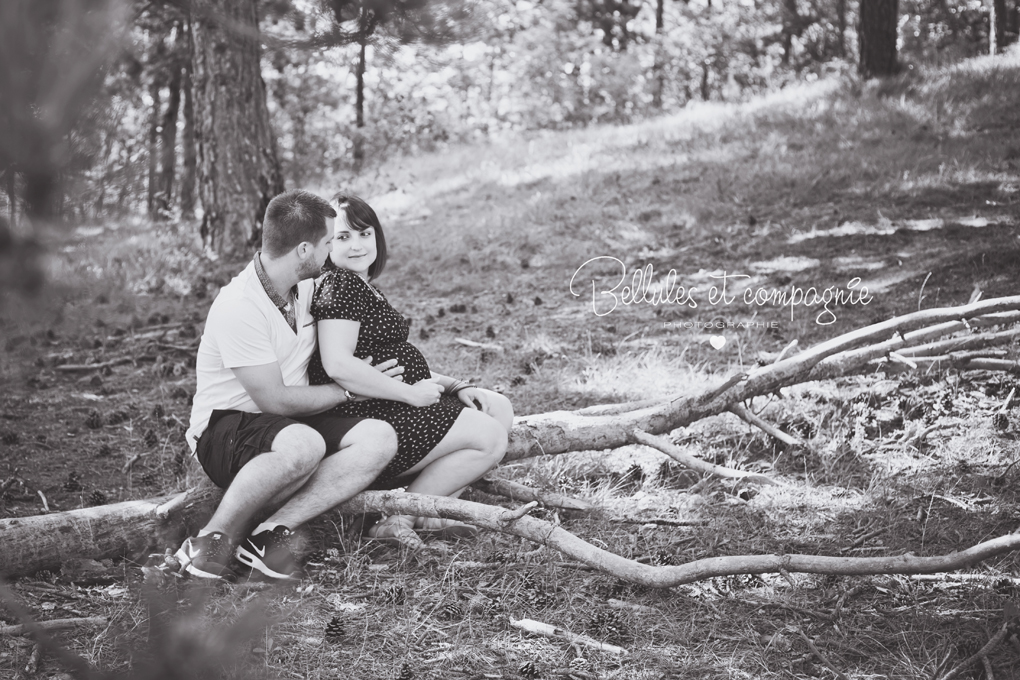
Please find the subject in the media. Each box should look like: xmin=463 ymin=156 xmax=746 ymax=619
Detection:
xmin=298 ymin=218 xmax=334 ymax=279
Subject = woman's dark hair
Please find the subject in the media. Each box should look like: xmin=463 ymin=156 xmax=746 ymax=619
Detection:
xmin=332 ymin=192 xmax=388 ymax=279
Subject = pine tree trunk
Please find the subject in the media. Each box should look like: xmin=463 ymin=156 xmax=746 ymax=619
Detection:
xmin=155 ymin=28 xmax=183 ymax=221
xmin=191 ymin=0 xmax=283 ymax=258
xmin=652 ymin=0 xmax=664 ymax=109
xmin=836 ymin=0 xmax=847 ymax=56
xmin=858 ymin=0 xmax=899 ymax=78
xmin=353 ymin=37 xmax=367 ymax=172
xmin=992 ymin=0 xmax=1005 ymax=54
xmin=179 ymin=17 xmax=197 ymax=221
xmin=146 ymin=76 xmax=162 ymax=219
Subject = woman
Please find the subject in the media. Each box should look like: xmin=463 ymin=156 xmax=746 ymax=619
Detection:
xmin=307 ymin=192 xmax=513 ymax=547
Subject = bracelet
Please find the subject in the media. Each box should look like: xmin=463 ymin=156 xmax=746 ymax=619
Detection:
xmin=344 ymin=389 xmax=358 ymax=402
xmin=448 ymin=380 xmax=474 ymax=395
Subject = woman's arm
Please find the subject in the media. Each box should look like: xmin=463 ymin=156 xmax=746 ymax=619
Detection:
xmin=319 ymin=319 xmax=441 ymax=407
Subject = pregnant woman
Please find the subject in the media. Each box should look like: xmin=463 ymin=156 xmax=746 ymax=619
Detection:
xmin=307 ymin=193 xmax=513 ymax=548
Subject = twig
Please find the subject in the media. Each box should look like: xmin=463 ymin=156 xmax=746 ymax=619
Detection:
xmin=840 ymin=528 xmax=887 ymax=554
xmin=54 ymin=357 xmax=135 ymax=373
xmin=154 ymin=488 xmax=195 ymax=520
xmin=609 ymin=515 xmax=707 ymax=527
xmin=24 ymin=642 xmax=41 ymax=675
xmin=999 ymin=387 xmax=1016 ymax=414
xmin=0 ymin=616 xmax=108 ymax=636
xmin=632 ymin=430 xmax=778 ymax=486
xmin=938 ymin=621 xmax=1012 ymax=680
xmin=452 ymin=337 xmax=504 ymax=352
xmin=607 ymin=599 xmax=659 ymax=614
xmin=122 ymin=451 xmax=152 ymax=473
xmin=774 ymin=339 xmax=799 ymax=364
xmin=509 ymin=617 xmax=628 ymax=655
xmin=792 ymin=627 xmax=848 ymax=680
xmin=501 ymin=502 xmax=539 ymax=522
xmin=473 ymin=477 xmax=593 ymax=511
xmin=728 ymin=402 xmax=806 ymax=449
xmin=36 ymin=491 xmax=49 ymax=513
xmin=981 ymin=655 xmax=994 ymax=680
xmin=338 ymin=491 xmax=1020 ymax=589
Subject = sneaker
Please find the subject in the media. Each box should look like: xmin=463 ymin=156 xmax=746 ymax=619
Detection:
xmin=174 ymin=533 xmax=234 ymax=580
xmin=235 ymin=526 xmax=301 ymax=581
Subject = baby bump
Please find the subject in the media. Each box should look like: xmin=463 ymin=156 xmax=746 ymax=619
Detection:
xmin=360 ymin=341 xmax=431 ymax=384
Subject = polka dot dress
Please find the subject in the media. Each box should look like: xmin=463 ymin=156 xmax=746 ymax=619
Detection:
xmin=308 ymin=261 xmax=464 ymax=484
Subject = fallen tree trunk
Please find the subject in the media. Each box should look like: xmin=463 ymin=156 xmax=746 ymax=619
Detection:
xmin=506 ymin=297 xmax=1020 ymax=461
xmin=0 ymin=488 xmax=219 ymax=578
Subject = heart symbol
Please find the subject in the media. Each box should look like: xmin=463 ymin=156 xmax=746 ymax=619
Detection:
xmin=709 ymin=335 xmax=727 ymax=349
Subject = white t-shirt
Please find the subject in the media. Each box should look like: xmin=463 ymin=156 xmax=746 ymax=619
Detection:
xmin=186 ymin=261 xmax=317 ymax=452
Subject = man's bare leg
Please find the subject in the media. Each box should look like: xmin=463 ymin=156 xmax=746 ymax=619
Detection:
xmin=266 ymin=419 xmax=397 ymax=528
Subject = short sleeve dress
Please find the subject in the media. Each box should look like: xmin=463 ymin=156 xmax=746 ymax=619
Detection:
xmin=308 ymin=261 xmax=465 ymax=483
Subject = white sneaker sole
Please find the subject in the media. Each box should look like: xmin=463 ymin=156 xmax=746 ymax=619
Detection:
xmin=235 ymin=545 xmax=299 ymax=581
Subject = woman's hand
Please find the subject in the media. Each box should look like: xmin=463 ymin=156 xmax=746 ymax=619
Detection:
xmin=456 ymin=386 xmax=495 ymax=413
xmin=363 ymin=356 xmax=404 ymax=382
xmin=404 ymin=378 xmax=443 ymax=408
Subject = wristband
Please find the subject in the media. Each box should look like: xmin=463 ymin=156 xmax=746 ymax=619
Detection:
xmin=449 ymin=381 xmax=475 ymax=395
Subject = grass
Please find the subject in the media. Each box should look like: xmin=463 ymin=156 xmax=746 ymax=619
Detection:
xmin=2 ymin=51 xmax=1020 ymax=678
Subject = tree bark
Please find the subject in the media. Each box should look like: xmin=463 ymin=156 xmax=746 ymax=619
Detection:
xmin=146 ymin=58 xmax=163 ymax=219
xmin=858 ymin=0 xmax=899 ymax=78
xmin=179 ymin=17 xmax=197 ymax=221
xmin=155 ymin=25 xmax=184 ymax=221
xmin=353 ymin=35 xmax=367 ymax=172
xmin=191 ymin=0 xmax=283 ymax=258
xmin=836 ymin=0 xmax=847 ymax=56
xmin=992 ymin=0 xmax=1006 ymax=54
xmin=651 ymin=0 xmax=664 ymax=108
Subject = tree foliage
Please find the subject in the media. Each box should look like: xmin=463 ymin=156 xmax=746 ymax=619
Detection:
xmin=0 ymin=0 xmax=1016 ymax=234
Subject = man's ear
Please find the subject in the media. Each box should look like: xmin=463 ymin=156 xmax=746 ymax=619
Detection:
xmin=296 ymin=241 xmax=311 ymax=259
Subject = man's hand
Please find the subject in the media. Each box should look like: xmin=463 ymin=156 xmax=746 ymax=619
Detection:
xmin=363 ymin=356 xmax=404 ymax=382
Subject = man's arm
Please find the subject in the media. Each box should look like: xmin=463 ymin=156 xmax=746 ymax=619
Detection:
xmin=233 ymin=362 xmax=346 ymax=417
xmin=232 ymin=357 xmax=405 ymax=416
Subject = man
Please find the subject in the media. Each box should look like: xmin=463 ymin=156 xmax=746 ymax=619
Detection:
xmin=177 ymin=190 xmax=400 ymax=581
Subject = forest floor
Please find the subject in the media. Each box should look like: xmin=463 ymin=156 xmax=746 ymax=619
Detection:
xmin=1 ymin=52 xmax=1020 ymax=679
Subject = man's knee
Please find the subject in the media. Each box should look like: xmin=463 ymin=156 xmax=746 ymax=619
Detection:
xmin=270 ymin=424 xmax=327 ymax=479
xmin=345 ymin=419 xmax=398 ymax=466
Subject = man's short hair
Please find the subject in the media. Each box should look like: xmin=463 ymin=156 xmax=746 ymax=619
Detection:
xmin=262 ymin=190 xmax=337 ymax=257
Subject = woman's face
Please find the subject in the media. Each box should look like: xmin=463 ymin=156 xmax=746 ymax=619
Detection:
xmin=330 ymin=211 xmax=377 ymax=277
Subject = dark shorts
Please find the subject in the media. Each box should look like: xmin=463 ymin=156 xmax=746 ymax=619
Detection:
xmin=195 ymin=409 xmax=367 ymax=489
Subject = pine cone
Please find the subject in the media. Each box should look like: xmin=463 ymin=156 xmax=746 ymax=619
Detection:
xmin=569 ymin=657 xmax=591 ymax=671
xmin=106 ymin=410 xmax=131 ymax=425
xmin=381 ymin=585 xmax=406 ymax=604
xmin=586 ymin=609 xmax=626 ymax=643
xmin=85 ymin=410 xmax=103 ymax=430
xmin=140 ymin=472 xmax=157 ymax=486
xmin=1 ymin=430 xmax=20 ymax=445
xmin=305 ymin=550 xmax=327 ymax=566
xmin=151 ymin=404 xmax=165 ymax=419
xmin=143 ymin=429 xmax=159 ymax=447
xmin=88 ymin=490 xmax=107 ymax=506
xmin=440 ymin=602 xmax=462 ymax=619
xmin=63 ymin=473 xmax=83 ymax=492
xmin=518 ymin=660 xmax=540 ymax=679
xmin=396 ymin=661 xmax=415 ymax=680
xmin=96 ymin=444 xmax=113 ymax=457
xmin=324 ymin=616 xmax=345 ymax=642
xmin=993 ymin=412 xmax=1010 ymax=431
